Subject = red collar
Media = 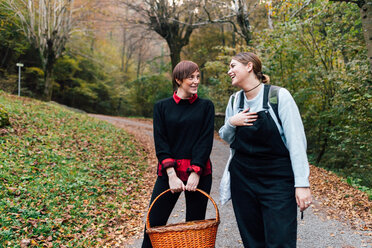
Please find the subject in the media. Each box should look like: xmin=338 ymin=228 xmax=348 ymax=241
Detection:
xmin=173 ymin=92 xmax=198 ymax=104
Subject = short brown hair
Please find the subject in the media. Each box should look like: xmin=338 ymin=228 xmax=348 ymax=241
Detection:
xmin=232 ymin=52 xmax=270 ymax=84
xmin=172 ymin=60 xmax=200 ymax=89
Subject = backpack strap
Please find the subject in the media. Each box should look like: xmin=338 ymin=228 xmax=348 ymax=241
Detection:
xmin=229 ymin=91 xmax=245 ymax=113
xmin=238 ymin=90 xmax=245 ymax=112
xmin=268 ymin=85 xmax=282 ymax=127
xmin=230 ymin=92 xmax=237 ymax=110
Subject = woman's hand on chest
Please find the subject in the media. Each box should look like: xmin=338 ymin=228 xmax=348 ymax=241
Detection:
xmin=229 ymin=108 xmax=258 ymax=127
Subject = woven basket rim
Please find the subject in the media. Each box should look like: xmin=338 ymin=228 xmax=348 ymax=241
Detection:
xmin=146 ymin=189 xmax=220 ymax=231
xmin=147 ymin=218 xmax=220 ymax=234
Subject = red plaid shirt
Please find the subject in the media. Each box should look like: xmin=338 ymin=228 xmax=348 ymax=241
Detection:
xmin=158 ymin=158 xmax=212 ymax=181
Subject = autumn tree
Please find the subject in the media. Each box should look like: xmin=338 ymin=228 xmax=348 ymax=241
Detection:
xmin=4 ymin=0 xmax=77 ymax=100
xmin=120 ymin=0 xmax=263 ymax=69
xmin=330 ymin=0 xmax=371 ymax=72
xmin=120 ymin=0 xmax=202 ymax=69
xmin=261 ymin=0 xmax=371 ymax=170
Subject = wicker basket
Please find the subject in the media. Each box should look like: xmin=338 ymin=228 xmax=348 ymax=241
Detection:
xmin=146 ymin=189 xmax=220 ymax=248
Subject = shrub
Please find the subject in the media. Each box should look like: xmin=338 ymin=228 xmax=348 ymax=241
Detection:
xmin=0 ymin=104 xmax=10 ymax=127
xmin=125 ymin=74 xmax=173 ymax=117
xmin=22 ymin=67 xmax=45 ymax=97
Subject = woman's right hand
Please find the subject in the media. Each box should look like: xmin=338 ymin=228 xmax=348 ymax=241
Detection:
xmin=166 ymin=167 xmax=185 ymax=193
xmin=229 ymin=108 xmax=257 ymax=126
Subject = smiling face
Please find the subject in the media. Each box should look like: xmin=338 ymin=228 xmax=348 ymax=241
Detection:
xmin=176 ymin=70 xmax=200 ymax=97
xmin=228 ymin=59 xmax=252 ymax=87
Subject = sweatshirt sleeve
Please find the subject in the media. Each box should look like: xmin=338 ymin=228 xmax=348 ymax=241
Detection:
xmin=219 ymin=94 xmax=237 ymax=144
xmin=190 ymin=100 xmax=215 ymax=170
xmin=278 ymin=88 xmax=310 ymax=187
xmin=153 ymin=101 xmax=174 ymax=166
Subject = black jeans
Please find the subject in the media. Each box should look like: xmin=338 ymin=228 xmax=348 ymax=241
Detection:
xmin=141 ymin=174 xmax=212 ymax=248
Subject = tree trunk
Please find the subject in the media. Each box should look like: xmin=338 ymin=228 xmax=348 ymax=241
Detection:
xmin=360 ymin=1 xmax=372 ymax=73
xmin=170 ymin=52 xmax=181 ymax=71
xmin=160 ymin=46 xmax=165 ymax=73
xmin=316 ymin=136 xmax=328 ymax=164
xmin=168 ymin=42 xmax=182 ymax=70
xmin=220 ymin=24 xmax=225 ymax=46
xmin=42 ymin=42 xmax=56 ymax=101
xmin=267 ymin=1 xmax=274 ymax=30
xmin=136 ymin=46 xmax=143 ymax=80
xmin=232 ymin=26 xmax=236 ymax=48
xmin=43 ymin=68 xmax=54 ymax=101
xmin=121 ymin=27 xmax=126 ymax=72
xmin=90 ymin=38 xmax=95 ymax=52
xmin=237 ymin=13 xmax=252 ymax=45
xmin=1 ymin=47 xmax=9 ymax=67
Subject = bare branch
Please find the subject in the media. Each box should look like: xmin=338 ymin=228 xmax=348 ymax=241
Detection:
xmin=290 ymin=0 xmax=313 ymax=19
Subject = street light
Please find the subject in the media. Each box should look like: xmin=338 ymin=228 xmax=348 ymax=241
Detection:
xmin=16 ymin=63 xmax=24 ymax=96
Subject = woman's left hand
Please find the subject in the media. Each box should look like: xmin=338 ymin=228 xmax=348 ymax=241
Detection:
xmin=186 ymin=172 xmax=200 ymax=191
xmin=296 ymin=187 xmax=312 ymax=212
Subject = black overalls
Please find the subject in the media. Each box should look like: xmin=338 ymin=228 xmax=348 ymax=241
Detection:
xmin=229 ymin=85 xmax=297 ymax=248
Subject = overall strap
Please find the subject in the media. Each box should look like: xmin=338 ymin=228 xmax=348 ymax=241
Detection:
xmin=238 ymin=90 xmax=245 ymax=112
xmin=263 ymin=84 xmax=271 ymax=110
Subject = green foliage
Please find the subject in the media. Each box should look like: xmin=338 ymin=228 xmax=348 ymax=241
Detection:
xmin=194 ymin=1 xmax=371 ymax=191
xmin=54 ymin=55 xmax=80 ymax=82
xmin=202 ymin=44 xmax=259 ymax=115
xmin=345 ymin=176 xmax=372 ymax=201
xmin=51 ymin=53 xmax=119 ymax=115
xmin=0 ymin=103 xmax=10 ymax=127
xmin=0 ymin=3 xmax=38 ymax=97
xmin=0 ymin=16 xmax=129 ymax=115
xmin=22 ymin=67 xmax=45 ymax=97
xmin=124 ymin=74 xmax=173 ymax=117
xmin=204 ymin=61 xmax=233 ymax=112
xmin=256 ymin=0 xmax=372 ymax=188
xmin=0 ymin=4 xmax=30 ymax=72
xmin=0 ymin=92 xmax=147 ymax=247
xmin=183 ymin=26 xmax=233 ymax=70
xmin=0 ymin=69 xmax=18 ymax=93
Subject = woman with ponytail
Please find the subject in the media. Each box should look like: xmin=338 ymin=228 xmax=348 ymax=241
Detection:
xmin=219 ymin=52 xmax=311 ymax=247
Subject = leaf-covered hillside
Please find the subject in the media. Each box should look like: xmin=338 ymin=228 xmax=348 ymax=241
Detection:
xmin=0 ymin=91 xmax=148 ymax=247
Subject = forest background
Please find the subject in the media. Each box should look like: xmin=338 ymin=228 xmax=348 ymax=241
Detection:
xmin=0 ymin=0 xmax=371 ymax=194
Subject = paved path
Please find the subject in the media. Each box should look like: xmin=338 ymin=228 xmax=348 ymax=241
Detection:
xmin=91 ymin=115 xmax=370 ymax=248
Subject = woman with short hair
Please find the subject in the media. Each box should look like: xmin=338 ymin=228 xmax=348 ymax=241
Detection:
xmin=142 ymin=60 xmax=215 ymax=248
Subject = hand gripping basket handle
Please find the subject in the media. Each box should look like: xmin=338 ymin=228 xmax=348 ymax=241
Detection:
xmin=146 ymin=189 xmax=220 ymax=230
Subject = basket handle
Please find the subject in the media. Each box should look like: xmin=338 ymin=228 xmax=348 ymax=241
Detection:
xmin=146 ymin=188 xmax=220 ymax=230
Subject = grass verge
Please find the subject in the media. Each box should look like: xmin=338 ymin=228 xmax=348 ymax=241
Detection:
xmin=0 ymin=92 xmax=147 ymax=247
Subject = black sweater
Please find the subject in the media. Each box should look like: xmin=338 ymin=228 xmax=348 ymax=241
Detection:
xmin=153 ymin=96 xmax=215 ymax=170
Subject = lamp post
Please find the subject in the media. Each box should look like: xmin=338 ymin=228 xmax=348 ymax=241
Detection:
xmin=16 ymin=63 xmax=24 ymax=96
